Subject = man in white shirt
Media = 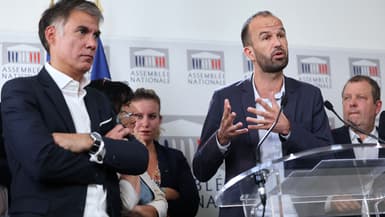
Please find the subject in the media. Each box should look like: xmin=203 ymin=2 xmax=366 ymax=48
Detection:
xmin=0 ymin=1 xmax=148 ymax=217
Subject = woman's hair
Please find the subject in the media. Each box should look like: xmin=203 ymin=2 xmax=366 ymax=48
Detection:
xmin=88 ymin=79 xmax=134 ymax=114
xmin=131 ymin=88 xmax=161 ymax=113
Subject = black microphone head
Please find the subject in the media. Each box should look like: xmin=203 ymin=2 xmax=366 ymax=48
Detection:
xmin=380 ymin=111 xmax=385 ymax=125
xmin=379 ymin=111 xmax=385 ymax=141
xmin=281 ymin=94 xmax=288 ymax=107
xmin=324 ymin=100 xmax=334 ymax=111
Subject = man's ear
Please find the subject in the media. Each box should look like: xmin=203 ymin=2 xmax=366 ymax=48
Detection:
xmin=45 ymin=25 xmax=56 ymax=46
xmin=243 ymin=46 xmax=255 ymax=61
xmin=375 ymin=100 xmax=383 ymax=115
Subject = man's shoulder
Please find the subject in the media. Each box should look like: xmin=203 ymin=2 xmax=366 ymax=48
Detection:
xmin=2 ymin=73 xmax=38 ymax=92
xmin=285 ymin=76 xmax=319 ymax=90
xmin=331 ymin=126 xmax=348 ymax=135
xmin=214 ymin=77 xmax=251 ymax=94
xmin=285 ymin=76 xmax=322 ymax=97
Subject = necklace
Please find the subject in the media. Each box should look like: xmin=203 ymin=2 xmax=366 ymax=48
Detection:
xmin=152 ymin=164 xmax=161 ymax=187
xmin=148 ymin=149 xmax=161 ymax=186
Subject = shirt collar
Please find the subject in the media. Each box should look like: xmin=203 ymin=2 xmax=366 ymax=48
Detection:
xmin=252 ymin=74 xmax=285 ymax=101
xmin=349 ymin=127 xmax=378 ymax=143
xmin=45 ymin=62 xmax=90 ymax=93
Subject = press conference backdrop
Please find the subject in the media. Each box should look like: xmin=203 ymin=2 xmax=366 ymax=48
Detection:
xmin=0 ymin=34 xmax=385 ymax=217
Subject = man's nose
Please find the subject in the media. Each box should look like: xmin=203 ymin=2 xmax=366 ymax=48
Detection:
xmin=86 ymin=36 xmax=97 ymax=50
xmin=272 ymin=35 xmax=283 ymax=47
xmin=349 ymin=98 xmax=358 ymax=107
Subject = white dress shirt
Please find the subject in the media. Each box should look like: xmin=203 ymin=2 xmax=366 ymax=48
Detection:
xmin=349 ymin=127 xmax=379 ymax=159
xmin=45 ymin=63 xmax=108 ymax=217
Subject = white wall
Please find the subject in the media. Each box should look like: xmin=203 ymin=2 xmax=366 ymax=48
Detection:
xmin=0 ymin=0 xmax=384 ymax=50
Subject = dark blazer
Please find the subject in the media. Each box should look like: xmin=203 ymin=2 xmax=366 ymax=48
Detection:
xmin=156 ymin=141 xmax=200 ymax=217
xmin=1 ymin=68 xmax=149 ymax=217
xmin=193 ymin=76 xmax=333 ymax=217
xmin=0 ymin=103 xmax=11 ymax=189
xmin=332 ymin=125 xmax=385 ymax=158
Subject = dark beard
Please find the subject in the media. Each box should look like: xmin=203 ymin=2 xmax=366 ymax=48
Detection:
xmin=254 ymin=48 xmax=289 ymax=73
xmin=258 ymin=55 xmax=288 ymax=73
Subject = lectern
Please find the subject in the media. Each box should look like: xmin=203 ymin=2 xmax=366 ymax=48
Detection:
xmin=216 ymin=143 xmax=385 ymax=217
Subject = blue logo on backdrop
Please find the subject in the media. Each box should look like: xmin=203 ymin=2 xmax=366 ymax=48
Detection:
xmin=297 ymin=55 xmax=332 ymax=89
xmin=186 ymin=50 xmax=225 ymax=85
xmin=129 ymin=47 xmax=170 ymax=84
xmin=349 ymin=58 xmax=381 ymax=84
xmin=1 ymin=43 xmax=44 ymax=82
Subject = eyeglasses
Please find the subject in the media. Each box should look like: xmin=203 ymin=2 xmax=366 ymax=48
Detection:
xmin=119 ymin=111 xmax=135 ymax=119
xmin=117 ymin=111 xmax=140 ymax=126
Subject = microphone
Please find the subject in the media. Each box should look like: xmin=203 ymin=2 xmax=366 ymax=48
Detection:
xmin=378 ymin=111 xmax=385 ymax=142
xmin=254 ymin=94 xmax=287 ymax=217
xmin=324 ymin=100 xmax=385 ymax=144
xmin=256 ymin=94 xmax=288 ymax=150
xmin=255 ymin=168 xmax=269 ymax=215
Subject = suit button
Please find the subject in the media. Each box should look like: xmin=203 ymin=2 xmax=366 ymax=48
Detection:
xmin=97 ymin=155 xmax=103 ymax=161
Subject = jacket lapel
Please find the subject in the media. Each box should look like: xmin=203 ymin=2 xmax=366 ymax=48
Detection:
xmin=38 ymin=68 xmax=76 ymax=132
xmin=282 ymin=77 xmax=298 ymax=123
xmin=84 ymin=90 xmax=100 ymax=132
xmin=240 ymin=77 xmax=260 ymax=149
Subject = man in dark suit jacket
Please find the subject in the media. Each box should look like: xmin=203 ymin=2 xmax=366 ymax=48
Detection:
xmin=329 ymin=75 xmax=384 ymax=215
xmin=1 ymin=1 xmax=148 ymax=217
xmin=193 ymin=11 xmax=333 ymax=217
xmin=332 ymin=75 xmax=383 ymax=159
xmin=0 ymin=103 xmax=11 ymax=216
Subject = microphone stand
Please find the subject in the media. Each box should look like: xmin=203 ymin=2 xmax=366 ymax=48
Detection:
xmin=256 ymin=94 xmax=288 ymax=151
xmin=324 ymin=100 xmax=385 ymax=144
xmin=255 ymin=169 xmax=269 ymax=217
xmin=254 ymin=94 xmax=288 ymax=217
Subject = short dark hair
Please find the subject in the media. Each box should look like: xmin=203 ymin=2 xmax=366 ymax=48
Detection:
xmin=241 ymin=10 xmax=274 ymax=47
xmin=38 ymin=0 xmax=103 ymax=54
xmin=88 ymin=79 xmax=133 ymax=114
xmin=343 ymin=75 xmax=381 ymax=102
xmin=131 ymin=88 xmax=161 ymax=113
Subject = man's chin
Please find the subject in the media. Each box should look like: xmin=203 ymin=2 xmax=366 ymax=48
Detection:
xmin=79 ymin=64 xmax=92 ymax=72
xmin=347 ymin=119 xmax=360 ymax=127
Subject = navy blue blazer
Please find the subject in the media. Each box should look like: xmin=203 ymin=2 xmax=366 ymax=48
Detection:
xmin=0 ymin=104 xmax=11 ymax=189
xmin=1 ymin=68 xmax=149 ymax=217
xmin=332 ymin=126 xmax=385 ymax=158
xmin=193 ymin=76 xmax=333 ymax=217
xmin=156 ymin=141 xmax=199 ymax=217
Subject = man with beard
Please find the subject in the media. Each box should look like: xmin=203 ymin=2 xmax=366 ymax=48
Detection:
xmin=193 ymin=11 xmax=333 ymax=217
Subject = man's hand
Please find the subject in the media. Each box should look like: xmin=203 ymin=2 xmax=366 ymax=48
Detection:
xmin=105 ymin=124 xmax=132 ymax=140
xmin=52 ymin=133 xmax=93 ymax=153
xmin=330 ymin=195 xmax=361 ymax=213
xmin=53 ymin=124 xmax=133 ymax=153
xmin=217 ymin=99 xmax=248 ymax=145
xmin=246 ymin=93 xmax=290 ymax=135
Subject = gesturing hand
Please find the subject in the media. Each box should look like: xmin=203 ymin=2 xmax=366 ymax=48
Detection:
xmin=246 ymin=92 xmax=290 ymax=135
xmin=217 ymin=99 xmax=248 ymax=145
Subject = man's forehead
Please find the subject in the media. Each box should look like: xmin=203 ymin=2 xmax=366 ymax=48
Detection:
xmin=65 ymin=10 xmax=100 ymax=29
xmin=251 ymin=16 xmax=284 ymax=31
xmin=344 ymin=81 xmax=372 ymax=93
